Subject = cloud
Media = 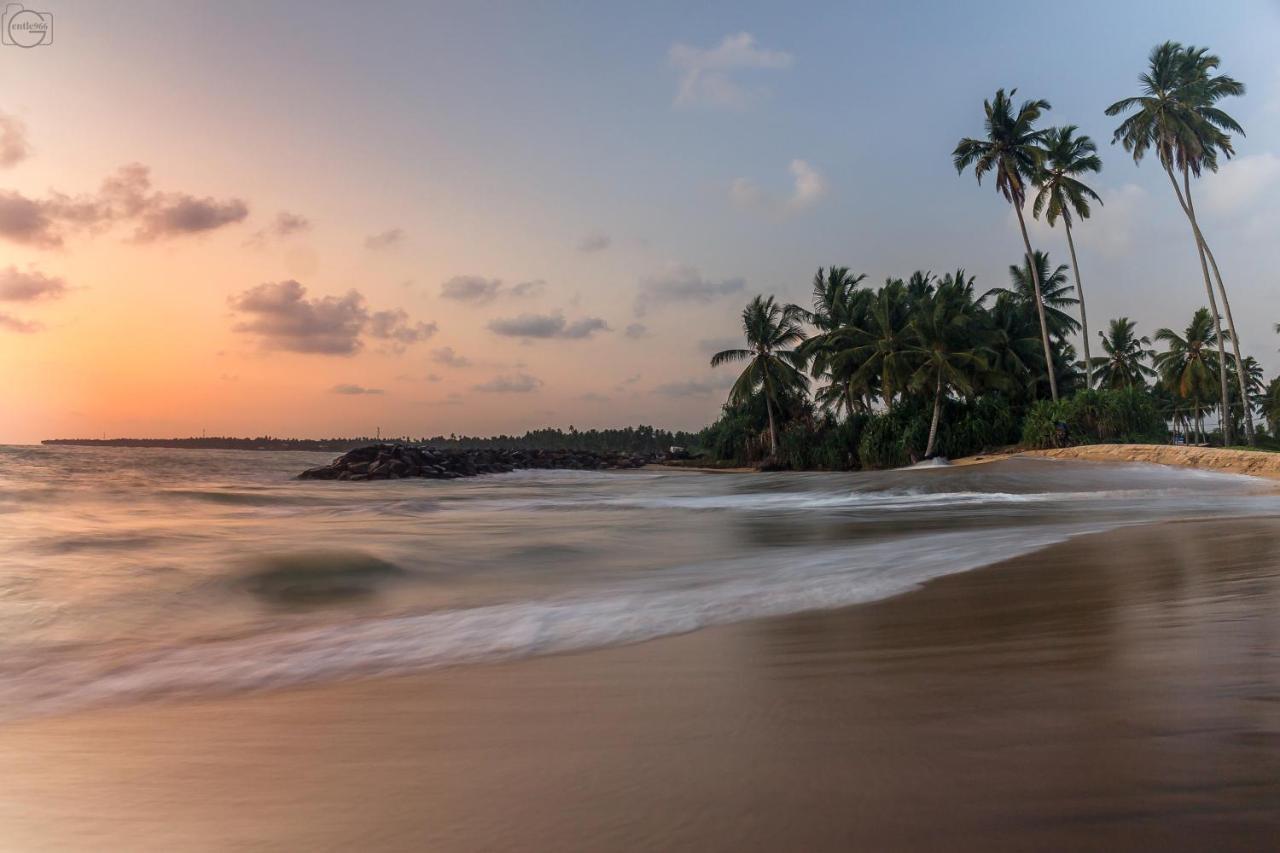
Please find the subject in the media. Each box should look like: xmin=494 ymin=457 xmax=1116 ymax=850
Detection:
xmin=730 ymin=159 xmax=826 ymax=214
xmin=474 ymin=372 xmax=542 ymax=393
xmin=440 ymin=275 xmax=545 ymax=302
xmin=579 ymin=391 xmax=611 ymax=402
xmin=0 ymin=266 xmax=66 ymax=301
xmin=229 ymin=279 xmax=435 ymax=356
xmin=509 ymin=279 xmax=546 ymax=297
xmin=635 ymin=265 xmax=745 ymax=315
xmin=331 ymin=383 xmax=384 ymax=395
xmin=578 ymin=232 xmax=611 ymax=252
xmin=624 ymin=322 xmax=649 ymax=338
xmin=368 ymin=308 xmax=437 ymax=350
xmin=1202 ymin=153 xmax=1280 ymax=214
xmin=0 ymin=191 xmax=60 ymax=247
xmin=668 ymin=32 xmax=792 ymax=109
xmin=246 ymin=210 xmax=311 ymax=246
xmin=440 ymin=275 xmax=501 ymax=302
xmin=431 ymin=346 xmax=471 ymax=368
xmin=0 ymin=312 xmax=40 ymax=333
xmin=0 ymin=112 xmax=30 ymax=168
xmin=487 ymin=312 xmax=609 ymax=339
xmin=0 ymin=163 xmax=248 ymax=247
xmin=364 ymin=228 xmax=405 ymax=250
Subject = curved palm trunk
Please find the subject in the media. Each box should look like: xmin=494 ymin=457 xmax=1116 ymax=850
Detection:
xmin=1063 ymin=221 xmax=1091 ymax=389
xmin=1185 ymin=207 xmax=1254 ymax=443
xmin=924 ymin=370 xmax=943 ymax=458
xmin=1165 ymin=164 xmax=1233 ymax=446
xmin=1013 ymin=203 xmax=1059 ymax=402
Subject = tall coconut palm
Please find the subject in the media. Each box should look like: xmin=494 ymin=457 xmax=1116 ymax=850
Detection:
xmin=908 ymin=272 xmax=987 ymax=458
xmin=710 ymin=295 xmax=808 ymax=455
xmin=1106 ymin=41 xmax=1245 ymax=443
xmin=1154 ymin=308 xmax=1221 ymax=443
xmin=1033 ymin=125 xmax=1103 ymax=387
xmin=984 ymin=250 xmax=1080 ymax=341
xmin=1091 ymin=317 xmax=1155 ymax=389
xmin=1175 ymin=46 xmax=1254 ymax=442
xmin=953 ymin=88 xmax=1059 ymax=401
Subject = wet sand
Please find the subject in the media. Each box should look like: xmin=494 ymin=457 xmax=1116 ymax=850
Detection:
xmin=3 ymin=518 xmax=1279 ymax=851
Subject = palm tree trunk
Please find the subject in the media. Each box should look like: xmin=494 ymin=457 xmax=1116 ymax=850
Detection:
xmin=1165 ymin=164 xmax=1233 ymax=446
xmin=1013 ymin=203 xmax=1059 ymax=402
xmin=925 ymin=370 xmax=943 ymax=458
xmin=1063 ymin=221 xmax=1091 ymax=389
xmin=765 ymin=392 xmax=778 ymax=456
xmin=1188 ymin=218 xmax=1254 ymax=444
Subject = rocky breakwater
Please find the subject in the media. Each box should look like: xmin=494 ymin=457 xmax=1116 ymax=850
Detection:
xmin=298 ymin=443 xmax=650 ymax=481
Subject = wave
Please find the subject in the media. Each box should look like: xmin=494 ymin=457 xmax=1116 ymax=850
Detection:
xmin=0 ymin=522 xmax=1108 ymax=720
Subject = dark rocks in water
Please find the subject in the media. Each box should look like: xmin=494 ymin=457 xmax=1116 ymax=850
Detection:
xmin=298 ymin=443 xmax=650 ymax=482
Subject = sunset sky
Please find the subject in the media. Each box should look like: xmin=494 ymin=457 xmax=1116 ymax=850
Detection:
xmin=2 ymin=0 xmax=1278 ymax=444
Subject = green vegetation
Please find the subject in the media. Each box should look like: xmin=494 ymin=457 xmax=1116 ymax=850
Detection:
xmin=699 ymin=41 xmax=1277 ymax=471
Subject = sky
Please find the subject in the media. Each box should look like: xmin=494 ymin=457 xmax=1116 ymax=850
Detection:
xmin=1 ymin=0 xmax=1278 ymax=444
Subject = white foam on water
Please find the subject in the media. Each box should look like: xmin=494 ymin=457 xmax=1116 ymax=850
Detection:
xmin=0 ymin=522 xmax=1111 ymax=721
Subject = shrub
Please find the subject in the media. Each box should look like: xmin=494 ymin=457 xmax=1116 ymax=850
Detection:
xmin=1021 ymin=388 xmax=1167 ymax=448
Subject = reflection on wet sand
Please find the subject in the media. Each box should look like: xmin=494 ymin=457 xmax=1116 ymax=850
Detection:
xmin=2 ymin=518 xmax=1278 ymax=851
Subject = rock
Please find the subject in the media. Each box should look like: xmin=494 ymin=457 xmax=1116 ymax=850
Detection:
xmin=297 ymin=443 xmax=656 ymax=483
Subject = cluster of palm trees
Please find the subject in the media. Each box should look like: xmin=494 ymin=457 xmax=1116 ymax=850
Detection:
xmin=711 ymin=261 xmax=1082 ymax=459
xmin=953 ymin=40 xmax=1256 ymax=442
xmin=710 ymin=40 xmax=1272 ymax=457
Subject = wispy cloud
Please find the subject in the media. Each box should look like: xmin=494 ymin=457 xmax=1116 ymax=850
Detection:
xmin=430 ymin=346 xmax=471 ymax=368
xmin=440 ymin=275 xmax=545 ymax=302
xmin=0 ymin=266 xmax=66 ymax=301
xmin=245 ymin=210 xmax=311 ymax=246
xmin=635 ymin=265 xmax=744 ymax=316
xmin=0 ymin=312 xmax=40 ymax=333
xmin=331 ymin=383 xmax=384 ymax=395
xmin=668 ymin=33 xmax=792 ymax=110
xmin=578 ymin=231 xmax=611 ymax=253
xmin=364 ymin=228 xmax=405 ymax=250
xmin=730 ymin=159 xmax=826 ymax=214
xmin=474 ymin=372 xmax=543 ymax=393
xmin=0 ymin=111 xmax=30 ymax=168
xmin=487 ymin=312 xmax=609 ymax=339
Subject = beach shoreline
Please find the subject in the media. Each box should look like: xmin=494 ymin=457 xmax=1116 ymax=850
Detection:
xmin=654 ymin=444 xmax=1280 ymax=481
xmin=3 ymin=516 xmax=1279 ymax=851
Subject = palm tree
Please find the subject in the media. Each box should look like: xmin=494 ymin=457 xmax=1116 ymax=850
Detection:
xmin=795 ymin=267 xmax=870 ymax=417
xmin=1090 ymin=318 xmax=1155 ymax=389
xmin=954 ymin=88 xmax=1059 ymax=401
xmin=1107 ymin=41 xmax=1246 ymax=443
xmin=846 ymin=278 xmax=916 ymax=413
xmin=1154 ymin=308 xmax=1220 ymax=443
xmin=1263 ymin=376 xmax=1280 ymax=437
xmin=710 ymin=295 xmax=809 ymax=455
xmin=984 ymin=250 xmax=1080 ymax=341
xmin=983 ymin=292 xmax=1042 ymax=401
xmin=908 ymin=272 xmax=987 ymax=458
xmin=1033 ymin=125 xmax=1103 ymax=387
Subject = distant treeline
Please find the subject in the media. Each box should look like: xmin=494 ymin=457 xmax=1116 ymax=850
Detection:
xmin=42 ymin=426 xmax=700 ymax=455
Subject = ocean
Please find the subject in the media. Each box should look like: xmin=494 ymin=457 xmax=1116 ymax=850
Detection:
xmin=1 ymin=444 xmax=1276 ymax=719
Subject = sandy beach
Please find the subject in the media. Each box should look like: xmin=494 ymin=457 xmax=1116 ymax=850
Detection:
xmin=3 ymin=516 xmax=1278 ymax=852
